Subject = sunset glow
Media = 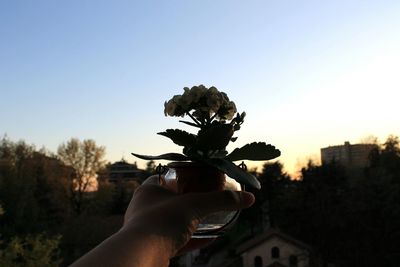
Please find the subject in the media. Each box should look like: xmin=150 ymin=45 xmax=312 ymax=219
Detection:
xmin=1 ymin=1 xmax=399 ymax=176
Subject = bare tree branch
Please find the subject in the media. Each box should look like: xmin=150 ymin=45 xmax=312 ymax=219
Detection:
xmin=58 ymin=138 xmax=106 ymax=214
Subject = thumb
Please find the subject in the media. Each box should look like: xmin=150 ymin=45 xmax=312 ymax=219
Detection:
xmin=187 ymin=190 xmax=255 ymax=218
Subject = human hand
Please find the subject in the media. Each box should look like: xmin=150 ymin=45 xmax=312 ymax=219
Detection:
xmin=122 ymin=175 xmax=255 ymax=258
xmin=71 ymin=175 xmax=254 ymax=267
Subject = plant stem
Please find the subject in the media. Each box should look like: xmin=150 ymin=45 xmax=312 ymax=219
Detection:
xmin=209 ymin=113 xmax=217 ymax=122
xmin=187 ymin=112 xmax=202 ymax=126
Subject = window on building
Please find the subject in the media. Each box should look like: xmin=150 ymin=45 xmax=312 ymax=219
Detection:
xmin=271 ymin=246 xmax=280 ymax=258
xmin=289 ymin=255 xmax=298 ymax=266
xmin=254 ymin=256 xmax=263 ymax=267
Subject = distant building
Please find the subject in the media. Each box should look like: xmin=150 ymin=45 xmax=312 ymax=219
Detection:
xmin=186 ymin=229 xmax=315 ymax=267
xmin=98 ymin=160 xmax=147 ymax=185
xmin=237 ymin=229 xmax=312 ymax=267
xmin=321 ymin=141 xmax=376 ymax=169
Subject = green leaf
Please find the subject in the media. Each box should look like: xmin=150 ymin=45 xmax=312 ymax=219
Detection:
xmin=206 ymin=158 xmax=261 ymax=189
xmin=158 ymin=129 xmax=197 ymax=147
xmin=226 ymin=142 xmax=281 ymax=161
xmin=131 ymin=152 xmax=188 ymax=161
xmin=196 ymin=124 xmax=234 ymax=151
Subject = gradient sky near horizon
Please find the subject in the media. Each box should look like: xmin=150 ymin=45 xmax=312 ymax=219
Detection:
xmin=1 ymin=0 xmax=399 ymax=175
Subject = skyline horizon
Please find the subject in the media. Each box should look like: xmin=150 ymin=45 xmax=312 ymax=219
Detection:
xmin=1 ymin=131 xmax=395 ymax=176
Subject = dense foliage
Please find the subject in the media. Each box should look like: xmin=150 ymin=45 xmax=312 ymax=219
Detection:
xmin=0 ymin=137 xmax=127 ymax=266
xmin=1 ymin=135 xmax=400 ymax=266
xmin=236 ymin=135 xmax=400 ymax=266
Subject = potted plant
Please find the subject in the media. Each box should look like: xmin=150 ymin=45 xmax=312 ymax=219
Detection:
xmin=132 ymin=85 xmax=280 ymax=192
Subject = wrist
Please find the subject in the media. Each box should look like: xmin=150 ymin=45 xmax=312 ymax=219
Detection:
xmin=119 ymin=224 xmax=176 ymax=265
xmin=71 ymin=224 xmax=176 ymax=267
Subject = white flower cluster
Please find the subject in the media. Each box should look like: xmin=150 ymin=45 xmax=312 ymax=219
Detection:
xmin=164 ymin=85 xmax=237 ymax=121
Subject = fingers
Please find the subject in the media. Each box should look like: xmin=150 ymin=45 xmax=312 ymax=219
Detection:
xmin=138 ymin=176 xmax=255 ymax=217
xmin=187 ymin=190 xmax=255 ymax=218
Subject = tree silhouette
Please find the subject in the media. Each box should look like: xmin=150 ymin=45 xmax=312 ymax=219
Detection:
xmin=57 ymin=138 xmax=106 ymax=214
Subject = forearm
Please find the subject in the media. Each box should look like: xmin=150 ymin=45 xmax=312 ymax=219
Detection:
xmin=71 ymin=227 xmax=173 ymax=267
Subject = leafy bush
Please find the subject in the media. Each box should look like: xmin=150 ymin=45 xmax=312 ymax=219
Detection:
xmin=0 ymin=234 xmax=62 ymax=267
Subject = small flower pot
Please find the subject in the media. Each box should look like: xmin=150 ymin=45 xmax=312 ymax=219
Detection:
xmin=165 ymin=161 xmax=242 ymax=238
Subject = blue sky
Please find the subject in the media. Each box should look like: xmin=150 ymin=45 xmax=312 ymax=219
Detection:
xmin=1 ymin=1 xmax=399 ymax=175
